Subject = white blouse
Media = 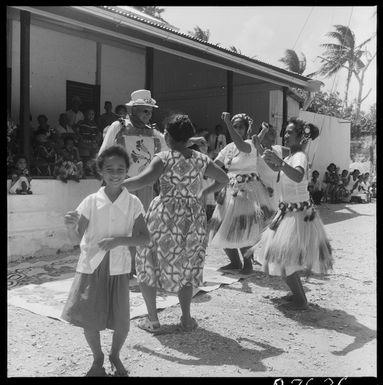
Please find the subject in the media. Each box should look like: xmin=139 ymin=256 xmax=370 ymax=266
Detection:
xmin=279 ymin=151 xmax=310 ymax=203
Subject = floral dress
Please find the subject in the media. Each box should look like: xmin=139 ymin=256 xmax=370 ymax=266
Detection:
xmin=136 ymin=150 xmax=210 ymax=293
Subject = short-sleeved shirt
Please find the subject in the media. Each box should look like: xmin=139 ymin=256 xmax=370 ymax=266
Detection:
xmin=66 ymin=109 xmax=84 ymax=128
xmin=279 ymin=151 xmax=310 ymax=203
xmin=75 ymin=187 xmax=145 ymax=275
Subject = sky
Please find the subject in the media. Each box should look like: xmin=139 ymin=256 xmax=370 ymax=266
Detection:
xmin=161 ymin=6 xmax=377 ymax=112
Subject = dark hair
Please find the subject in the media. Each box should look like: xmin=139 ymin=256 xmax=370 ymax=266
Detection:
xmin=231 ymin=113 xmax=252 ymax=130
xmin=115 ymin=104 xmax=127 ymax=114
xmin=287 ymin=117 xmax=319 ymax=141
xmin=96 ymin=145 xmax=130 ymax=172
xmin=312 ymin=170 xmax=319 ymax=176
xmin=104 ymin=101 xmax=112 ymax=106
xmin=327 ymin=163 xmax=336 ymax=172
xmin=165 ymin=114 xmax=196 ymax=143
xmin=15 ymin=154 xmax=27 ymax=164
xmin=37 ymin=114 xmax=48 ymax=122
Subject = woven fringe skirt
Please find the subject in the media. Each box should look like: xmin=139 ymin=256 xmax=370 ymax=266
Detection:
xmin=256 ymin=208 xmax=333 ymax=277
xmin=209 ymin=179 xmax=275 ymax=249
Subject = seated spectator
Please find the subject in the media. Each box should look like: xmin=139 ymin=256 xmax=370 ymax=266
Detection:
xmin=208 ymin=124 xmax=227 ymax=159
xmin=98 ymin=101 xmax=118 ymax=135
xmin=8 ymin=155 xmax=32 ymax=194
xmin=76 ymin=108 xmax=101 ymax=161
xmin=323 ymin=163 xmax=339 ymax=203
xmin=36 ymin=114 xmax=55 ymax=138
xmin=337 ymin=169 xmax=352 ymax=202
xmin=369 ymin=179 xmax=376 ymax=198
xmin=349 ymin=170 xmax=368 ymax=203
xmin=66 ymin=95 xmax=84 ymax=130
xmin=103 ymin=104 xmax=127 ymax=138
xmin=308 ymin=170 xmax=323 ymax=205
xmin=55 ymin=113 xmax=76 ymax=139
xmin=31 ymin=129 xmax=59 ymax=176
xmin=7 ymin=112 xmax=19 ymax=172
xmin=54 ymin=137 xmax=83 ymax=183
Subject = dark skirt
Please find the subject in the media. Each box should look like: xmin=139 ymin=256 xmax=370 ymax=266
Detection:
xmin=61 ymin=253 xmax=130 ymax=332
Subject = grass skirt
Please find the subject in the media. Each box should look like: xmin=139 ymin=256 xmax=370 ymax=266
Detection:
xmin=209 ymin=178 xmax=275 ymax=249
xmin=256 ymin=208 xmax=333 ymax=277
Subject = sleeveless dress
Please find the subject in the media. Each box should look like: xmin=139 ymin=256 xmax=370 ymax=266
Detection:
xmin=209 ymin=140 xmax=276 ymax=249
xmin=136 ymin=150 xmax=210 ymax=293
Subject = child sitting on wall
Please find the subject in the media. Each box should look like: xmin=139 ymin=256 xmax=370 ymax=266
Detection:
xmin=8 ymin=155 xmax=33 ymax=194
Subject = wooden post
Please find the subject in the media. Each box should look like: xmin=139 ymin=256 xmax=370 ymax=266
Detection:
xmin=145 ymin=47 xmax=154 ymax=91
xmin=20 ymin=10 xmax=31 ymax=162
xmin=281 ymin=86 xmax=288 ymax=145
xmin=95 ymin=42 xmax=101 ymax=119
xmin=226 ymin=70 xmax=233 ymax=113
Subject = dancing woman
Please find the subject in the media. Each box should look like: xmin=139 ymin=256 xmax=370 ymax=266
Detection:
xmin=247 ymin=117 xmax=333 ymax=310
xmin=209 ymin=112 xmax=276 ymax=275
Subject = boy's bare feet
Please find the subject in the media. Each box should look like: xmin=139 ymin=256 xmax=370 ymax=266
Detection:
xmin=86 ymin=354 xmax=106 ymax=377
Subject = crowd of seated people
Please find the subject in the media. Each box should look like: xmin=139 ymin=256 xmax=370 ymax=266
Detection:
xmin=307 ymin=163 xmax=374 ymax=205
xmin=7 ymin=98 xmax=126 ymax=190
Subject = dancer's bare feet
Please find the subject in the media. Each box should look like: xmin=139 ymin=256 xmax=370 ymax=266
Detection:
xmin=109 ymin=354 xmax=128 ymax=376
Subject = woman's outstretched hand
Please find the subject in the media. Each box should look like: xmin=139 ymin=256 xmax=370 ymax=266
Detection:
xmin=221 ymin=112 xmax=231 ymax=125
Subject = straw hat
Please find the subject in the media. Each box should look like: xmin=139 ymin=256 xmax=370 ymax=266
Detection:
xmin=125 ymin=89 xmax=158 ymax=108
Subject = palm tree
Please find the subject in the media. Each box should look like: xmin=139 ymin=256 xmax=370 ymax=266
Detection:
xmin=229 ymin=46 xmax=242 ymax=54
xmin=279 ymin=49 xmax=307 ymax=75
xmin=315 ymin=25 xmax=370 ymax=108
xmin=133 ymin=6 xmax=165 ymax=20
xmin=188 ymin=26 xmax=210 ymax=42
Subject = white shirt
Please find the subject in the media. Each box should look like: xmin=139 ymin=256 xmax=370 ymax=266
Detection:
xmin=75 ymin=187 xmax=145 ymax=275
xmin=215 ymin=140 xmax=259 ymax=175
xmin=279 ymin=151 xmax=310 ymax=203
xmin=66 ymin=109 xmax=84 ymax=128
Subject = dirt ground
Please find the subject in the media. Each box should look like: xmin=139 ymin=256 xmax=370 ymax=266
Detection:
xmin=7 ymin=202 xmax=376 ymax=378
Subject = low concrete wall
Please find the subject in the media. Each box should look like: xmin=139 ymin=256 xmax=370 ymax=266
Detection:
xmin=7 ymin=179 xmax=102 ymax=262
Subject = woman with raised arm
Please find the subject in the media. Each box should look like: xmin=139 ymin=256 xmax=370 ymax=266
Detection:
xmin=209 ymin=112 xmax=276 ymax=275
xmin=247 ymin=117 xmax=333 ymax=310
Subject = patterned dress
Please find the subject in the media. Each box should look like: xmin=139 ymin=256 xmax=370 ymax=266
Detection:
xmin=136 ymin=150 xmax=211 ymax=293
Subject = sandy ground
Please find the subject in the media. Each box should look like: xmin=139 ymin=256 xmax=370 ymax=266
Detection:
xmin=7 ymin=202 xmax=376 ymax=378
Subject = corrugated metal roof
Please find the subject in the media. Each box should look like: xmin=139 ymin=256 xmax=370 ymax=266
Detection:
xmin=99 ymin=5 xmax=312 ymax=83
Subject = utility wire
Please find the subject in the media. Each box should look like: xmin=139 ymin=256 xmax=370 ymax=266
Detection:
xmin=292 ymin=7 xmax=315 ymax=50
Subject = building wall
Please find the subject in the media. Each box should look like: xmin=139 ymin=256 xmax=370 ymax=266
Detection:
xmin=153 ymin=50 xmax=227 ymax=133
xmin=10 ymin=17 xmax=146 ymax=126
xmin=233 ymin=73 xmax=277 ymax=133
xmin=11 ymin=20 xmax=97 ymax=126
xmin=100 ymin=43 xmax=145 ymax=110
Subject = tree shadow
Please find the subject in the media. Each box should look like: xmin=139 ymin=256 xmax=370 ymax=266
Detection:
xmin=274 ymin=303 xmax=376 ymax=356
xmin=317 ymin=203 xmax=373 ymax=225
xmin=132 ymin=327 xmax=284 ymax=372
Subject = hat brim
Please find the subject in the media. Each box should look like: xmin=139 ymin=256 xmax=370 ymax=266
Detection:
xmin=125 ymin=102 xmax=159 ymax=108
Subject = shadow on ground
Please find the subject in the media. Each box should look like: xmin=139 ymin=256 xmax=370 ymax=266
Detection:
xmin=317 ymin=203 xmax=373 ymax=225
xmin=275 ymin=303 xmax=376 ymax=356
xmin=132 ymin=326 xmax=284 ymax=372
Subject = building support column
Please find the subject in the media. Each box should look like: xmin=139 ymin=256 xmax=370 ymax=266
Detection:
xmin=226 ymin=70 xmax=233 ymax=113
xmin=281 ymin=86 xmax=288 ymax=145
xmin=145 ymin=47 xmax=154 ymax=91
xmin=20 ymin=10 xmax=31 ymax=162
